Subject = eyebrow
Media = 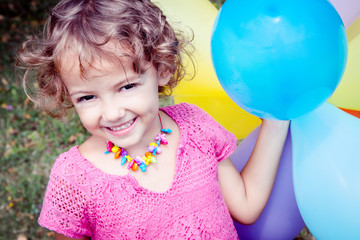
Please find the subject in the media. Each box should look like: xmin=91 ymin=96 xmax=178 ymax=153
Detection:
xmin=69 ymin=73 xmax=139 ymax=97
xmin=112 ymin=73 xmax=139 ymax=89
xmin=69 ymin=90 xmax=93 ymax=98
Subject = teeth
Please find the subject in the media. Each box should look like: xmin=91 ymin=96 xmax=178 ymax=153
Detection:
xmin=108 ymin=119 xmax=134 ymax=131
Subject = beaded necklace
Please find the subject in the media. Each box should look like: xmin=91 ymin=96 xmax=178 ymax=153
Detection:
xmin=104 ymin=114 xmax=172 ymax=172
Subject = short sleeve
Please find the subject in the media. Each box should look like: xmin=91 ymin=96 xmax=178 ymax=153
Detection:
xmin=38 ymin=153 xmax=92 ymax=238
xmin=213 ymin=122 xmax=238 ymax=162
xmin=196 ymin=106 xmax=237 ymax=162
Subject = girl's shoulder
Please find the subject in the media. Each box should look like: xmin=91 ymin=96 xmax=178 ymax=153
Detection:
xmin=161 ymin=102 xmax=230 ymax=133
xmin=162 ymin=103 xmax=237 ymax=160
xmin=52 ymin=146 xmax=84 ymax=170
xmin=161 ymin=102 xmax=213 ymax=124
xmin=49 ymin=146 xmax=96 ymax=184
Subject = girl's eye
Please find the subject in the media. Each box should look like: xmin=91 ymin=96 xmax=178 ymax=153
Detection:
xmin=77 ymin=95 xmax=96 ymax=102
xmin=120 ymin=83 xmax=137 ymax=91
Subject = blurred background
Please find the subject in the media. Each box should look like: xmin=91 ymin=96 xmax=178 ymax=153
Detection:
xmin=0 ymin=0 xmax=314 ymax=239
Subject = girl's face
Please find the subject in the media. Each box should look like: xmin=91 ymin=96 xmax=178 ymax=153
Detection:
xmin=60 ymin=51 xmax=170 ymax=153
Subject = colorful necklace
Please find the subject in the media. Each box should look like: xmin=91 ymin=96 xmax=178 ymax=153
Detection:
xmin=104 ymin=114 xmax=172 ymax=172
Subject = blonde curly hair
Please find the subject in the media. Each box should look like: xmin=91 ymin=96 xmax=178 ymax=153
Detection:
xmin=17 ymin=0 xmax=193 ymax=118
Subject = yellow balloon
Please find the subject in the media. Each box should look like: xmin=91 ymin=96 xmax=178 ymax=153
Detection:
xmin=154 ymin=0 xmax=260 ymax=139
xmin=328 ymin=16 xmax=360 ymax=111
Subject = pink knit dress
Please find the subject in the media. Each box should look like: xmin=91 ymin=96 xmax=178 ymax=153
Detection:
xmin=38 ymin=103 xmax=239 ymax=239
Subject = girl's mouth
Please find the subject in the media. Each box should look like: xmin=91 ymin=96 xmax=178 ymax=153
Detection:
xmin=106 ymin=119 xmax=135 ymax=131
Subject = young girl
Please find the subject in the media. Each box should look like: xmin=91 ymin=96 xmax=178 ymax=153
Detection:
xmin=17 ymin=0 xmax=289 ymax=239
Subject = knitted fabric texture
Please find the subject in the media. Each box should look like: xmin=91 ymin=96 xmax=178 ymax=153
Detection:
xmin=38 ymin=103 xmax=239 ymax=239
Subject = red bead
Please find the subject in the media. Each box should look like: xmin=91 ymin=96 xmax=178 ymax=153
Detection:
xmin=132 ymin=162 xmax=138 ymax=171
xmin=145 ymin=152 xmax=153 ymax=157
xmin=114 ymin=149 xmax=121 ymax=159
xmin=107 ymin=141 xmax=114 ymax=152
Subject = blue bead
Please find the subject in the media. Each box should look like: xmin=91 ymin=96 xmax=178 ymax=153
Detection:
xmin=105 ymin=151 xmax=110 ymax=154
xmin=121 ymin=156 xmax=127 ymax=166
xmin=140 ymin=164 xmax=147 ymax=172
xmin=161 ymin=128 xmax=172 ymax=133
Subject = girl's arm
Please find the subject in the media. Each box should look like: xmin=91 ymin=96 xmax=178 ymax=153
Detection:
xmin=55 ymin=233 xmax=89 ymax=240
xmin=218 ymin=119 xmax=290 ymax=224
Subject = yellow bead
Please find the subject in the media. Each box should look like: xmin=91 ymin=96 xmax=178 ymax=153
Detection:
xmin=149 ymin=142 xmax=158 ymax=147
xmin=111 ymin=146 xmax=120 ymax=153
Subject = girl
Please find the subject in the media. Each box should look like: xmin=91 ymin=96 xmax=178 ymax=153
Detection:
xmin=17 ymin=0 xmax=289 ymax=239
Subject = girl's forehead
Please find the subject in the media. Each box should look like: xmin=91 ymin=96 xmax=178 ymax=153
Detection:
xmin=58 ymin=38 xmax=131 ymax=66
xmin=58 ymin=44 xmax=134 ymax=79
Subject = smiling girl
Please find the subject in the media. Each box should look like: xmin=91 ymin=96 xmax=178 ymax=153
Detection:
xmin=16 ymin=0 xmax=289 ymax=239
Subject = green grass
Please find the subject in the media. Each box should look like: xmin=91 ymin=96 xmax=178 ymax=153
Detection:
xmin=0 ymin=1 xmax=86 ymax=238
xmin=0 ymin=0 xmax=314 ymax=239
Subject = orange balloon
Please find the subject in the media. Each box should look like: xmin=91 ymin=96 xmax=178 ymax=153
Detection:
xmin=339 ymin=108 xmax=360 ymax=118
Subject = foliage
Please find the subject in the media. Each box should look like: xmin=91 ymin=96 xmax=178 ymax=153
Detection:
xmin=0 ymin=0 xmax=84 ymax=239
xmin=209 ymin=0 xmax=226 ymax=9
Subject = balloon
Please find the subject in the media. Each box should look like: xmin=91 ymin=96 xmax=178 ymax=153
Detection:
xmin=328 ymin=16 xmax=360 ymax=111
xmin=340 ymin=108 xmax=360 ymax=118
xmin=211 ymin=0 xmax=348 ymax=120
xmin=230 ymin=127 xmax=304 ymax=240
xmin=291 ymin=102 xmax=360 ymax=239
xmin=155 ymin=0 xmax=261 ymax=139
xmin=328 ymin=0 xmax=360 ymax=28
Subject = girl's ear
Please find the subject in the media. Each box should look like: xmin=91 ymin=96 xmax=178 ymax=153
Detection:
xmin=158 ymin=70 xmax=172 ymax=86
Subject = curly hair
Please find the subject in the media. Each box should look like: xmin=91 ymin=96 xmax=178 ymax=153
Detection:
xmin=16 ymin=0 xmax=193 ymax=118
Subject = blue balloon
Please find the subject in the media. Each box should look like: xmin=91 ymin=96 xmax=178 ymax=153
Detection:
xmin=211 ymin=0 xmax=347 ymax=120
xmin=231 ymin=127 xmax=304 ymax=240
xmin=291 ymin=103 xmax=360 ymax=239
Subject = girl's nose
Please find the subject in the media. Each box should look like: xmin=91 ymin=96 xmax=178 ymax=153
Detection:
xmin=102 ymin=101 xmax=125 ymax=122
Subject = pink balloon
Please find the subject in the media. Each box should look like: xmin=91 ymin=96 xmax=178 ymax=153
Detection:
xmin=230 ymin=127 xmax=305 ymax=240
xmin=329 ymin=0 xmax=360 ymax=28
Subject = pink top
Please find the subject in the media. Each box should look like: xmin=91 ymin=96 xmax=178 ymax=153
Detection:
xmin=38 ymin=103 xmax=238 ymax=239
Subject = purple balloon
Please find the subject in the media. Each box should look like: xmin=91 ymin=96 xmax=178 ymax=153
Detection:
xmin=230 ymin=126 xmax=304 ymax=240
xmin=329 ymin=0 xmax=360 ymax=28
